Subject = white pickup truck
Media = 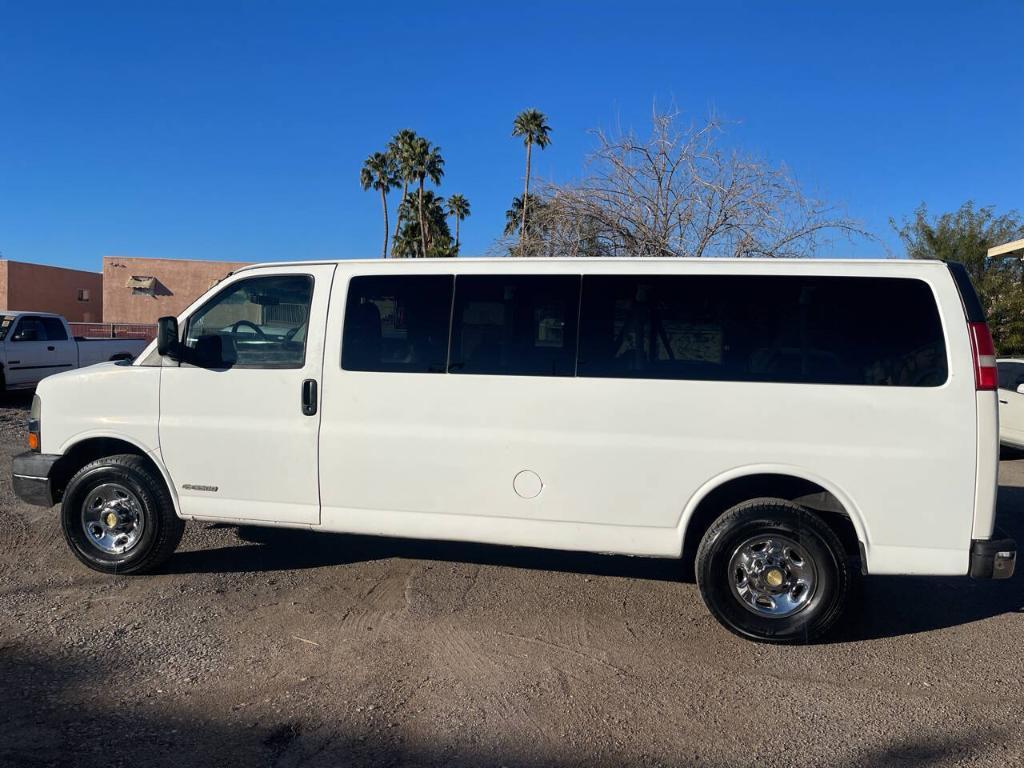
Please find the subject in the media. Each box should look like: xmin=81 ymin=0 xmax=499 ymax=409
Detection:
xmin=0 ymin=312 xmax=148 ymax=392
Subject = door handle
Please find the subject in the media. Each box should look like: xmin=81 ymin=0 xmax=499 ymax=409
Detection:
xmin=301 ymin=379 xmax=318 ymax=416
xmin=47 ymin=346 xmax=55 ymax=351
xmin=1000 ymin=399 xmax=1008 ymax=404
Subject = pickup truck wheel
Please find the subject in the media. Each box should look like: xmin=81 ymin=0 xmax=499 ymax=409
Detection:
xmin=61 ymin=454 xmax=184 ymax=575
xmin=695 ymin=498 xmax=849 ymax=644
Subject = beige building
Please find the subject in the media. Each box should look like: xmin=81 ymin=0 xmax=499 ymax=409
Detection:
xmin=0 ymin=260 xmax=103 ymax=322
xmin=103 ymin=256 xmax=249 ymax=324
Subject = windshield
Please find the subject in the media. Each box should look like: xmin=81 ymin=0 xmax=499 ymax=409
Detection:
xmin=0 ymin=315 xmax=15 ymax=341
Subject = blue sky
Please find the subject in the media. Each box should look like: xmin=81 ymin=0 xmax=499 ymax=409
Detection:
xmin=1 ymin=0 xmax=1021 ymax=271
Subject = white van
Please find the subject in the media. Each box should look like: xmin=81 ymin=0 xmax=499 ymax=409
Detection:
xmin=12 ymin=258 xmax=1016 ymax=643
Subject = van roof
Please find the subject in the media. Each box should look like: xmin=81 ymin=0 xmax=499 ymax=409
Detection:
xmin=234 ymin=256 xmax=947 ymax=273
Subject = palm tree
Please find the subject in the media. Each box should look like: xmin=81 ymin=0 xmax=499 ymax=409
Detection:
xmin=409 ymin=137 xmax=445 ymax=258
xmin=505 ymin=193 xmax=548 ymax=256
xmin=504 ymin=195 xmax=526 ymax=237
xmin=394 ymin=191 xmax=453 ymax=257
xmin=445 ymin=194 xmax=470 ymax=254
xmin=512 ymin=109 xmax=552 ymax=249
xmin=504 ymin=193 xmax=545 ymax=236
xmin=387 ymin=129 xmax=419 ymax=256
xmin=360 ymin=151 xmax=399 ymax=258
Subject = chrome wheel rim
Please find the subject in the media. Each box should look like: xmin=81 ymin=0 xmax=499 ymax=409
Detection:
xmin=80 ymin=483 xmax=146 ymax=555
xmin=728 ymin=534 xmax=817 ymax=618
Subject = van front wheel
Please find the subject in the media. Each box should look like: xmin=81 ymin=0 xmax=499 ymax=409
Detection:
xmin=696 ymin=498 xmax=849 ymax=644
xmin=61 ymin=454 xmax=184 ymax=575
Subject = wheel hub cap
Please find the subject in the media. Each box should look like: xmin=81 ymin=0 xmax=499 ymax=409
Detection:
xmin=728 ymin=534 xmax=817 ymax=618
xmin=81 ymin=483 xmax=145 ymax=555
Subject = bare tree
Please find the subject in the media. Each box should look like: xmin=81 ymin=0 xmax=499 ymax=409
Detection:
xmin=493 ymin=108 xmax=869 ymax=258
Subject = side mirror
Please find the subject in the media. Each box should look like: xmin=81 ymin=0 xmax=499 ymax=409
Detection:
xmin=193 ymin=334 xmax=237 ymax=368
xmin=1016 ymin=383 xmax=1024 ymax=395
xmin=156 ymin=316 xmax=180 ymax=359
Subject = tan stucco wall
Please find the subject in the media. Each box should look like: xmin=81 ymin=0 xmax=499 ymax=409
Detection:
xmin=0 ymin=260 xmax=103 ymax=322
xmin=103 ymin=256 xmax=249 ymax=324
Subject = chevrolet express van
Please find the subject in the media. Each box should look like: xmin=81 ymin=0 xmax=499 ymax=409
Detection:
xmin=12 ymin=258 xmax=1017 ymax=643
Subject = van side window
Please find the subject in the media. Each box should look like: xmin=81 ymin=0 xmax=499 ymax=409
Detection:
xmin=342 ymin=275 xmax=453 ymax=373
xmin=449 ymin=275 xmax=580 ymax=377
xmin=578 ymin=275 xmax=948 ymax=386
xmin=184 ymin=275 xmax=313 ymax=368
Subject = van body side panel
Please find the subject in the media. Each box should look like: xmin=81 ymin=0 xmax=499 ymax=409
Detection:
xmin=317 ymin=261 xmax=978 ymax=575
xmin=973 ymin=391 xmax=999 ymax=539
xmin=40 ymin=364 xmax=162 ymax=458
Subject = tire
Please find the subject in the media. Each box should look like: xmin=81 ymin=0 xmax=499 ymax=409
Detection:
xmin=61 ymin=454 xmax=184 ymax=575
xmin=695 ymin=497 xmax=849 ymax=644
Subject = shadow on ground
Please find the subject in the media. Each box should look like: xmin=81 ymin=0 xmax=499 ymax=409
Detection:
xmin=162 ymin=485 xmax=1023 ymax=644
xmin=0 ymin=645 xmax=1009 ymax=768
xmin=0 ymin=390 xmax=33 ymax=409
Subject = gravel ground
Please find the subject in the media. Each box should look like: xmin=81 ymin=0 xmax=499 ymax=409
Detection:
xmin=1 ymin=391 xmax=1022 ymax=768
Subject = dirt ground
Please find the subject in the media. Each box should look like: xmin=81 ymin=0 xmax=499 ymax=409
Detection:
xmin=1 ymin=391 xmax=1021 ymax=768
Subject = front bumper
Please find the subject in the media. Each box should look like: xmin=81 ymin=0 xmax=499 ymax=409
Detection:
xmin=969 ymin=534 xmax=1017 ymax=579
xmin=11 ymin=451 xmax=60 ymax=507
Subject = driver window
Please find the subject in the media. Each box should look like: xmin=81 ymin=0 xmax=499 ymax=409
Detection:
xmin=12 ymin=317 xmax=45 ymax=342
xmin=184 ymin=275 xmax=313 ymax=368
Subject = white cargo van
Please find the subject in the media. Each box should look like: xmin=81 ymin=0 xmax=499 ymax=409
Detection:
xmin=12 ymin=258 xmax=1016 ymax=643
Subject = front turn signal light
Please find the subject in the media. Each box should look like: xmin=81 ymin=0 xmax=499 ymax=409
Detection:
xmin=28 ymin=395 xmax=41 ymax=452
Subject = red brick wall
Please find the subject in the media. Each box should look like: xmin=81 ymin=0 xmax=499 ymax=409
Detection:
xmin=0 ymin=261 xmax=103 ymax=322
xmin=103 ymin=256 xmax=249 ymax=324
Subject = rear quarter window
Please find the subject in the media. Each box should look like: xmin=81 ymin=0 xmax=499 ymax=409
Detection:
xmin=577 ymin=275 xmax=948 ymax=387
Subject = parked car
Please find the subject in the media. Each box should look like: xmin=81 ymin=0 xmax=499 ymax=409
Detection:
xmin=997 ymin=358 xmax=1024 ymax=448
xmin=0 ymin=312 xmax=148 ymax=391
xmin=11 ymin=258 xmax=1017 ymax=644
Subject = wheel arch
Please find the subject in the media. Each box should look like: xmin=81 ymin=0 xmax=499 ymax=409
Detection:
xmin=51 ymin=434 xmax=181 ymax=517
xmin=679 ymin=465 xmax=868 ymax=576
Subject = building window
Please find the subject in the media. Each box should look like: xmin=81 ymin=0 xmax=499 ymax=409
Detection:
xmin=127 ymin=275 xmax=157 ymax=296
xmin=77 ymin=289 xmax=90 ymax=302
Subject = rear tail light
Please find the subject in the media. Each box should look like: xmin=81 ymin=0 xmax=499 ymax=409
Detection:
xmin=968 ymin=322 xmax=997 ymax=390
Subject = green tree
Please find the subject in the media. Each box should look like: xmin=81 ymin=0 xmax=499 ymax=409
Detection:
xmin=387 ymin=129 xmax=420 ymax=256
xmin=360 ymin=151 xmax=399 ymax=258
xmin=445 ymin=194 xmax=470 ymax=254
xmin=393 ymin=191 xmax=454 ymax=258
xmin=894 ymin=201 xmax=1024 ymax=353
xmin=408 ymin=137 xmax=445 ymax=259
xmin=512 ymin=109 xmax=552 ymax=249
xmin=504 ymin=193 xmax=549 ymax=256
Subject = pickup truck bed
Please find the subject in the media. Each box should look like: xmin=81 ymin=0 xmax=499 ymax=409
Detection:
xmin=0 ymin=312 xmax=148 ymax=390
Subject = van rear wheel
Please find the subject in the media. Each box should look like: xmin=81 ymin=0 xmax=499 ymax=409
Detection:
xmin=61 ymin=454 xmax=184 ymax=575
xmin=696 ymin=498 xmax=849 ymax=644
